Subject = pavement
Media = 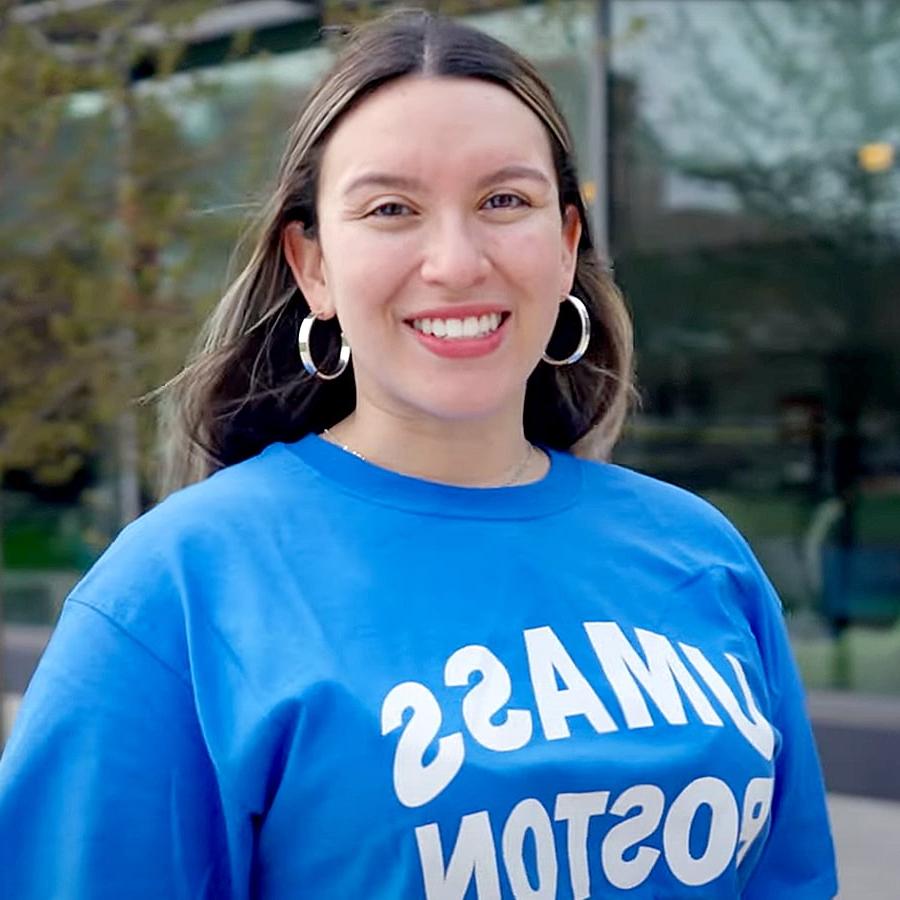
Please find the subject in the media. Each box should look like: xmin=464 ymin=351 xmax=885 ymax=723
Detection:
xmin=828 ymin=793 xmax=900 ymax=899
xmin=2 ymin=623 xmax=52 ymax=696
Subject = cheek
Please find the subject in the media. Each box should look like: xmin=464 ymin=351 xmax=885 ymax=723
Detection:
xmin=321 ymin=226 xmax=416 ymax=321
xmin=494 ymin=227 xmax=568 ymax=326
xmin=500 ymin=217 xmax=566 ymax=280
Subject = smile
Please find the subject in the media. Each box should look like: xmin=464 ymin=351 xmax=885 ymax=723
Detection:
xmin=410 ymin=313 xmax=504 ymax=341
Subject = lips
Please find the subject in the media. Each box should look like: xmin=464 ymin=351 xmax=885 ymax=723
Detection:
xmin=403 ymin=307 xmax=510 ymax=359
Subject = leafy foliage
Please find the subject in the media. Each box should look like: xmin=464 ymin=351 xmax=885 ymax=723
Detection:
xmin=0 ymin=0 xmax=239 ymax=495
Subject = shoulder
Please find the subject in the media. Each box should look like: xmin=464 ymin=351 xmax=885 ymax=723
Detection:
xmin=155 ymin=440 xmax=307 ymax=524
xmin=571 ymin=455 xmax=788 ymax=644
xmin=115 ymin=441 xmax=315 ymax=552
xmin=575 ymin=456 xmax=746 ymax=551
xmin=66 ymin=442 xmax=313 ymax=628
xmin=569 ymin=454 xmax=773 ymax=596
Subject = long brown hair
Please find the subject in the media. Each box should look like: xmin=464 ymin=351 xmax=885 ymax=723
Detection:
xmin=159 ymin=9 xmax=635 ymax=495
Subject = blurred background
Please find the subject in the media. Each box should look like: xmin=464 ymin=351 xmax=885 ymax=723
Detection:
xmin=1 ymin=0 xmax=898 ymax=895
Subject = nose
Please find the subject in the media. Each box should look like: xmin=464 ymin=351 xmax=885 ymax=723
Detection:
xmin=419 ymin=213 xmax=491 ymax=291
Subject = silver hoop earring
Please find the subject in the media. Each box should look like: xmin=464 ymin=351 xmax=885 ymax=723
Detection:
xmin=298 ymin=312 xmax=351 ymax=381
xmin=542 ymin=294 xmax=590 ymax=366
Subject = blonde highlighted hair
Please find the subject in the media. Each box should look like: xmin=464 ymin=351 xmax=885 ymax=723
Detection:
xmin=159 ymin=9 xmax=635 ymax=495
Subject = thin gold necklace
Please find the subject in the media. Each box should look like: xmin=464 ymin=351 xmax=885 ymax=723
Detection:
xmin=321 ymin=428 xmax=536 ymax=487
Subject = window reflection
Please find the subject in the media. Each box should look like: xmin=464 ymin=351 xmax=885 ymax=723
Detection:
xmin=609 ymin=0 xmax=900 ymax=693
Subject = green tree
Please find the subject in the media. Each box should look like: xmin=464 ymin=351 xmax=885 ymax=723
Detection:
xmin=0 ymin=0 xmax=254 ymax=738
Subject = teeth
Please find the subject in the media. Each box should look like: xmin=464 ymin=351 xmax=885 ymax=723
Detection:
xmin=411 ymin=313 xmax=503 ymax=340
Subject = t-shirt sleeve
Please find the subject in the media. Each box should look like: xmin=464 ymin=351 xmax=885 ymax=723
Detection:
xmin=0 ymin=598 xmax=237 ymax=899
xmin=734 ymin=553 xmax=839 ymax=899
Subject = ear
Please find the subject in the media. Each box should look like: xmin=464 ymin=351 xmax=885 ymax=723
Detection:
xmin=283 ymin=223 xmax=334 ymax=318
xmin=559 ymin=204 xmax=582 ymax=296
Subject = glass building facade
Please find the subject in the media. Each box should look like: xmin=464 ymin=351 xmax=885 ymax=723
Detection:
xmin=605 ymin=0 xmax=900 ymax=697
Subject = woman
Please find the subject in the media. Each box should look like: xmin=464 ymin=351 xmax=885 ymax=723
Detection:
xmin=0 ymin=11 xmax=837 ymax=899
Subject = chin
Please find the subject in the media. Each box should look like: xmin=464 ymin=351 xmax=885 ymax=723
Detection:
xmin=407 ymin=391 xmax=517 ymax=425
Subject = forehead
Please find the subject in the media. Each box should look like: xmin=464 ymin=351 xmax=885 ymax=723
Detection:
xmin=319 ymin=75 xmax=556 ymax=191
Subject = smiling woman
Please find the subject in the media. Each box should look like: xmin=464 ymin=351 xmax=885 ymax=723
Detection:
xmin=154 ymin=11 xmax=634 ymax=491
xmin=0 ymin=10 xmax=837 ymax=900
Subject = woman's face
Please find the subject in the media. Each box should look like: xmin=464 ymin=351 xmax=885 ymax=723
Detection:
xmin=285 ymin=75 xmax=580 ymax=430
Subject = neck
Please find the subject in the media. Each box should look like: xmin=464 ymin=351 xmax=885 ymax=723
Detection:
xmin=322 ymin=407 xmax=546 ymax=488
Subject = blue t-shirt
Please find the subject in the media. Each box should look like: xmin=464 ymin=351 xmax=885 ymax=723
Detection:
xmin=0 ymin=436 xmax=837 ymax=898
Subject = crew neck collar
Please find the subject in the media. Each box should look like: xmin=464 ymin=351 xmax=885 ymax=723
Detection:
xmin=284 ymin=433 xmax=582 ymax=520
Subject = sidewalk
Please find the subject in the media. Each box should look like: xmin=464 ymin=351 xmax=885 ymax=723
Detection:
xmin=828 ymin=793 xmax=900 ymax=899
xmin=2 ymin=691 xmax=897 ymax=896
xmin=3 ymin=692 xmax=21 ymax=738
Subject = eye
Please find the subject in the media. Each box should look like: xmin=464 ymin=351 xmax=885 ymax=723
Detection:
xmin=368 ymin=201 xmax=414 ymax=218
xmin=483 ymin=193 xmax=529 ymax=210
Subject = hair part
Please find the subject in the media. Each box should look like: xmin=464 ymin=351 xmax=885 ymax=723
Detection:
xmin=158 ymin=9 xmax=636 ymax=496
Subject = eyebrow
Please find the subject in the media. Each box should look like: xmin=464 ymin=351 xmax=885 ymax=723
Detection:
xmin=476 ymin=165 xmax=553 ymax=190
xmin=342 ymin=173 xmax=423 ymax=196
xmin=341 ymin=164 xmax=553 ymax=197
